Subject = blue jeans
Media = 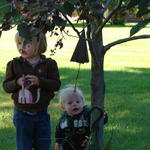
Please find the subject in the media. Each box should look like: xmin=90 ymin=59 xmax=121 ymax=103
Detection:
xmin=13 ymin=109 xmax=51 ymax=150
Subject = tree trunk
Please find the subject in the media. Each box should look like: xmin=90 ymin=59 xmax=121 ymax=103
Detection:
xmin=87 ymin=23 xmax=105 ymax=150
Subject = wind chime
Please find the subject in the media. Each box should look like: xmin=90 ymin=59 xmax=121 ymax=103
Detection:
xmin=70 ymin=28 xmax=89 ymax=91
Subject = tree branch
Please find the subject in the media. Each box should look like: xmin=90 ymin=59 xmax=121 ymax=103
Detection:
xmin=104 ymin=34 xmax=150 ymax=53
xmin=103 ymin=0 xmax=111 ymax=12
xmin=62 ymin=14 xmax=81 ymax=38
xmin=95 ymin=0 xmax=124 ymax=36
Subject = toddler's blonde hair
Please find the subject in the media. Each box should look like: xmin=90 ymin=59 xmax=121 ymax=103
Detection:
xmin=59 ymin=85 xmax=84 ymax=107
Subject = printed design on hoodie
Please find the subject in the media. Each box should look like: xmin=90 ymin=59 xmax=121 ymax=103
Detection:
xmin=18 ymin=88 xmax=41 ymax=104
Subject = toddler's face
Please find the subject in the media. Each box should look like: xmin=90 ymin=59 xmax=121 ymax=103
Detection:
xmin=63 ymin=94 xmax=84 ymax=116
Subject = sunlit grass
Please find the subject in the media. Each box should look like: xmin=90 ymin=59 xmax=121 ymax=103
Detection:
xmin=0 ymin=25 xmax=150 ymax=150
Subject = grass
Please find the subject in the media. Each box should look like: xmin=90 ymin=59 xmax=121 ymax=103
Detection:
xmin=0 ymin=26 xmax=150 ymax=150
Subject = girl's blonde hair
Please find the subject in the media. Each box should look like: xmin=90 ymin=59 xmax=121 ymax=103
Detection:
xmin=15 ymin=32 xmax=47 ymax=54
xmin=59 ymin=85 xmax=84 ymax=107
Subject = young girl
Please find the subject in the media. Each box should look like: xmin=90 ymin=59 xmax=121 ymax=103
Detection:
xmin=3 ymin=31 xmax=61 ymax=150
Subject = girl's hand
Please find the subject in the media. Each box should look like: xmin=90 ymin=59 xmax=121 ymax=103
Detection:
xmin=25 ymin=75 xmax=39 ymax=87
xmin=17 ymin=75 xmax=25 ymax=87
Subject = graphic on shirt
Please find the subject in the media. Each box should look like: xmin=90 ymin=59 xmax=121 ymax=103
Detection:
xmin=60 ymin=120 xmax=68 ymax=129
xmin=60 ymin=119 xmax=88 ymax=129
xmin=74 ymin=120 xmax=88 ymax=127
xmin=18 ymin=88 xmax=41 ymax=104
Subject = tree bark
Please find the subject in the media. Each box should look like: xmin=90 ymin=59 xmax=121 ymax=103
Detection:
xmin=87 ymin=23 xmax=105 ymax=150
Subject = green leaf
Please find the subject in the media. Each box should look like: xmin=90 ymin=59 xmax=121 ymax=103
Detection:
xmin=53 ymin=15 xmax=66 ymax=26
xmin=63 ymin=1 xmax=75 ymax=16
xmin=17 ymin=23 xmax=32 ymax=39
xmin=67 ymin=0 xmax=79 ymax=4
xmin=126 ymin=0 xmax=140 ymax=9
xmin=130 ymin=19 xmax=150 ymax=36
xmin=52 ymin=3 xmax=66 ymax=14
xmin=0 ymin=1 xmax=11 ymax=18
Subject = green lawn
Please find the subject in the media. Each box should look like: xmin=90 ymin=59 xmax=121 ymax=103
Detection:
xmin=0 ymin=26 xmax=150 ymax=150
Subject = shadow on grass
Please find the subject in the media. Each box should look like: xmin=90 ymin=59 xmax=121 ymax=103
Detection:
xmin=0 ymin=67 xmax=150 ymax=150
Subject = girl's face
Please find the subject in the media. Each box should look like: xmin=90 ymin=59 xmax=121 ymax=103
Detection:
xmin=18 ymin=39 xmax=39 ymax=61
xmin=63 ymin=94 xmax=84 ymax=116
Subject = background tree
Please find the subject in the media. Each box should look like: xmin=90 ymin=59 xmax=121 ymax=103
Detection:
xmin=101 ymin=0 xmax=139 ymax=25
xmin=0 ymin=1 xmax=11 ymax=20
xmin=0 ymin=0 xmax=150 ymax=150
xmin=101 ymin=0 xmax=127 ymax=25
